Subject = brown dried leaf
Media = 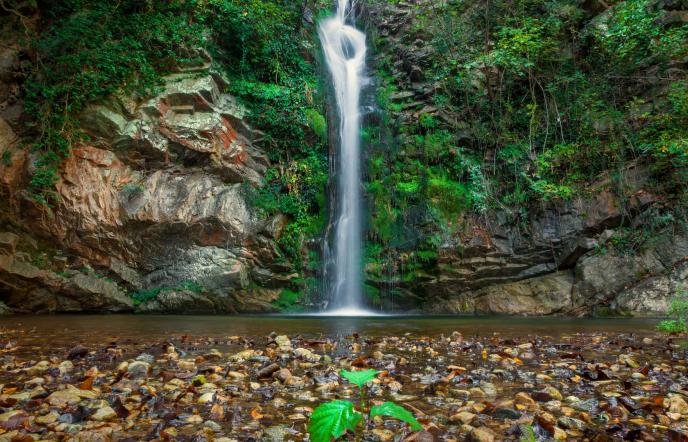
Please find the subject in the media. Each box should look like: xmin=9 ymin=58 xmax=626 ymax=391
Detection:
xmin=0 ymin=411 xmax=29 ymax=431
xmin=79 ymin=376 xmax=94 ymax=390
xmin=210 ymin=403 xmax=224 ymax=421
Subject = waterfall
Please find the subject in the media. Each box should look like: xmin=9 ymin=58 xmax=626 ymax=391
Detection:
xmin=319 ymin=0 xmax=369 ymax=315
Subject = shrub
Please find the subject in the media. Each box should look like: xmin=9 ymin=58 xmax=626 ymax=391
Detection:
xmin=657 ymin=285 xmax=688 ymax=333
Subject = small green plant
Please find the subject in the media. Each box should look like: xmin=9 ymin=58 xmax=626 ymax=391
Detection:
xmin=121 ymin=183 xmax=144 ymax=199
xmin=307 ymin=369 xmax=422 ymax=442
xmin=129 ymin=287 xmax=164 ymax=306
xmin=1 ymin=150 xmax=11 ymax=166
xmin=178 ymin=280 xmax=204 ymax=293
xmin=657 ymin=285 xmax=688 ymax=333
xmin=519 ymin=424 xmax=537 ymax=442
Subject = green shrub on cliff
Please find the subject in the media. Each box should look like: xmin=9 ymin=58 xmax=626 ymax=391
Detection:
xmin=657 ymin=286 xmax=688 ymax=334
xmin=24 ymin=1 xmax=206 ymax=203
xmin=364 ymin=0 xmax=688 ymax=289
xmin=17 ymin=0 xmax=329 ymax=272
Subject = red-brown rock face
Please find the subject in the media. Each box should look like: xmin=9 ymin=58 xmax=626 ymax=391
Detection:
xmin=0 ymin=72 xmax=289 ymax=314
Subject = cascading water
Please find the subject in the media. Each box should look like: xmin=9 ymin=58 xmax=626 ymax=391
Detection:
xmin=319 ymin=0 xmax=371 ymax=315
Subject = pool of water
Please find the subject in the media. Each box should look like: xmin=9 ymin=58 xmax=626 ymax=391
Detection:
xmin=1 ymin=314 xmax=660 ymax=347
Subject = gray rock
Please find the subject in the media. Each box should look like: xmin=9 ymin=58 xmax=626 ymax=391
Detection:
xmin=127 ymin=361 xmax=150 ymax=378
xmin=80 ymin=104 xmax=128 ymax=139
xmin=571 ymin=249 xmax=665 ymax=312
xmin=0 ymin=301 xmax=11 ymax=315
xmin=0 ymin=232 xmax=19 ymax=255
xmin=123 ymin=173 xmax=258 ymax=247
xmin=62 ymin=273 xmax=133 ymax=312
xmin=557 ymin=416 xmax=587 ymax=431
xmin=138 ymin=290 xmax=217 ymax=314
xmin=473 ymin=271 xmax=574 ymax=315
xmin=135 ymin=353 xmax=155 ymax=364
xmin=612 ymin=261 xmax=688 ymax=316
xmin=109 ymin=258 xmax=142 ymax=290
xmin=142 ymin=246 xmax=248 ymax=292
xmin=556 ymin=237 xmax=598 ymax=268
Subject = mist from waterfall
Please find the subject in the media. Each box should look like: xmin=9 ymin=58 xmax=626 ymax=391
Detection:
xmin=319 ymin=0 xmax=370 ymax=315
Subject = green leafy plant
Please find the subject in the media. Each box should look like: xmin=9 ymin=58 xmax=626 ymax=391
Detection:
xmin=308 ymin=369 xmax=422 ymax=442
xmin=309 ymin=400 xmax=362 ymax=442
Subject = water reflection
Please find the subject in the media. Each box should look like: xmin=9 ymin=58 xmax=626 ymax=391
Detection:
xmin=1 ymin=315 xmax=659 ymax=348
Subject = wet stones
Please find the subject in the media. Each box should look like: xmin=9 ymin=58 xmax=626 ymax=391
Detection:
xmin=90 ymin=406 xmax=117 ymax=422
xmin=0 ymin=324 xmax=686 ymax=441
xmin=127 ymin=361 xmax=150 ymax=378
xmin=469 ymin=426 xmax=496 ymax=442
xmin=667 ymin=395 xmax=688 ymax=414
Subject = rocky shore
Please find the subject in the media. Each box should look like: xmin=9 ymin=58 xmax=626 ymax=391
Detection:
xmin=1 ymin=324 xmax=687 ymax=441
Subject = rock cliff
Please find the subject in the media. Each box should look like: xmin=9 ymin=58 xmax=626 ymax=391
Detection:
xmin=362 ymin=0 xmax=688 ymax=316
xmin=0 ymin=59 xmax=293 ymax=313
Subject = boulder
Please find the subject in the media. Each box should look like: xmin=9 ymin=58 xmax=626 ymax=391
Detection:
xmin=138 ymin=290 xmax=217 ymax=314
xmin=612 ymin=262 xmax=688 ymax=316
xmin=109 ymin=257 xmax=143 ymax=290
xmin=61 ymin=273 xmax=133 ymax=312
xmin=142 ymin=246 xmax=248 ymax=292
xmin=0 ymin=72 xmax=296 ymax=313
xmin=473 ymin=271 xmax=574 ymax=315
xmin=0 ymin=301 xmax=11 ymax=315
xmin=0 ymin=232 xmax=19 ymax=255
xmin=571 ymin=249 xmax=665 ymax=313
xmin=86 ymin=73 xmax=269 ymax=185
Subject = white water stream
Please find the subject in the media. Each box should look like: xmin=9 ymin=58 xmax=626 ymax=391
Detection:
xmin=319 ymin=0 xmax=371 ymax=315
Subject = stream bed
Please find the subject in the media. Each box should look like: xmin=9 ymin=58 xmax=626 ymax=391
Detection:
xmin=1 ymin=315 xmax=686 ymax=441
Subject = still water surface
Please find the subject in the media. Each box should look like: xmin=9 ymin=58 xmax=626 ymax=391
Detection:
xmin=1 ymin=315 xmax=660 ymax=345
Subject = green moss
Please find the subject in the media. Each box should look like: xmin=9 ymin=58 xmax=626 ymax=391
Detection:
xmin=130 ymin=288 xmax=164 ymax=307
xmin=272 ymin=289 xmax=304 ymax=313
xmin=363 ymin=0 xmax=688 ymax=296
xmin=129 ymin=280 xmax=206 ymax=306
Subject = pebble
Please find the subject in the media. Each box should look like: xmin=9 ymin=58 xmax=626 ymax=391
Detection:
xmin=0 ymin=323 xmax=682 ymax=441
xmin=469 ymin=426 xmax=495 ymax=442
xmin=177 ymin=360 xmax=196 ymax=371
xmin=127 ymin=360 xmax=150 ymax=378
xmin=668 ymin=395 xmax=688 ymax=414
xmin=372 ymin=428 xmax=395 ymax=441
xmin=515 ymin=391 xmax=535 ymax=406
xmin=450 ymin=411 xmax=476 ymax=424
xmin=135 ymin=353 xmax=155 ymax=364
xmin=481 ymin=382 xmax=497 ymax=397
xmin=198 ymin=392 xmax=215 ymax=404
xmin=558 ymin=415 xmax=587 ymax=431
xmin=275 ymin=335 xmax=292 ymax=351
xmin=90 ymin=406 xmax=117 ymax=421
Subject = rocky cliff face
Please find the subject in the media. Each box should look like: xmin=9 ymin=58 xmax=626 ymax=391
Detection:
xmin=363 ymin=0 xmax=688 ymax=316
xmin=0 ymin=52 xmax=294 ymax=314
xmin=375 ymin=163 xmax=688 ymax=316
